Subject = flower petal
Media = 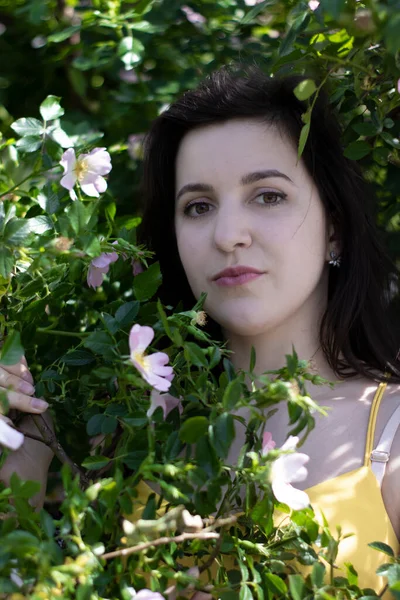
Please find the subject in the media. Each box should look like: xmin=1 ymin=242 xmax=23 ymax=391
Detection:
xmin=84 ymin=148 xmax=112 ymax=175
xmin=91 ymin=252 xmax=118 ymax=269
xmin=262 ymin=431 xmax=276 ymax=454
xmin=147 ymin=390 xmax=167 ymax=418
xmin=144 ymin=371 xmax=172 ymax=392
xmin=93 ymin=175 xmax=107 ymax=194
xmin=0 ymin=419 xmax=24 ymax=450
xmin=60 ymin=148 xmax=76 ymax=173
xmin=272 ymin=480 xmax=310 ymax=510
xmin=60 ymin=171 xmax=77 ymax=191
xmin=281 ymin=435 xmax=300 ymax=451
xmin=129 ymin=324 xmax=154 ymax=354
xmin=80 ymin=182 xmax=100 ymax=197
xmin=87 ymin=266 xmax=105 ymax=289
xmin=272 ymin=453 xmax=309 ymax=484
xmin=135 ymin=589 xmax=165 ymax=600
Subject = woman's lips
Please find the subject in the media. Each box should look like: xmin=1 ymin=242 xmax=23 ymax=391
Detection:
xmin=214 ymin=272 xmax=264 ymax=287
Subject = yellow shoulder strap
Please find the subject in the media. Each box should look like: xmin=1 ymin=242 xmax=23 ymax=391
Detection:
xmin=364 ymin=382 xmax=388 ymax=466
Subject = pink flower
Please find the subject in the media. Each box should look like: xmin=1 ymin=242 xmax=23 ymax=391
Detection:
xmin=262 ymin=431 xmax=276 ymax=453
xmin=132 ymin=259 xmax=144 ymax=276
xmin=308 ymin=0 xmax=320 ymax=10
xmin=127 ymin=133 xmax=145 ymax=161
xmin=0 ymin=418 xmax=24 ymax=450
xmin=147 ymin=388 xmax=181 ymax=419
xmin=60 ymin=147 xmax=112 ymax=199
xmin=129 ymin=324 xmax=174 ymax=392
xmin=270 ymin=436 xmax=310 ymax=510
xmin=181 ymin=5 xmax=206 ymax=24
xmin=397 ymin=79 xmax=400 ymax=94
xmin=135 ymin=590 xmax=165 ymax=600
xmin=87 ymin=251 xmax=118 ymax=288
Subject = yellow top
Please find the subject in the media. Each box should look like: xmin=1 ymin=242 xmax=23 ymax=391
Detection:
xmin=131 ymin=382 xmax=399 ymax=594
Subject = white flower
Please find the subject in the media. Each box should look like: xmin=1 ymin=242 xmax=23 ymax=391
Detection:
xmin=0 ymin=418 xmax=24 ymax=451
xmin=270 ymin=436 xmax=310 ymax=511
xmin=60 ymin=147 xmax=112 ymax=199
xmin=129 ymin=324 xmax=174 ymax=392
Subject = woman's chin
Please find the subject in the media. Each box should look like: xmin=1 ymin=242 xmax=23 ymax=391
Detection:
xmin=209 ymin=310 xmax=271 ymax=338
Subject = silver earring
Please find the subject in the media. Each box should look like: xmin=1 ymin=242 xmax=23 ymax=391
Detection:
xmin=329 ymin=250 xmax=341 ymax=267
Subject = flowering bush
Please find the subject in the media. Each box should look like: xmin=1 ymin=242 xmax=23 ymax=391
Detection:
xmin=0 ymin=1 xmax=399 ymax=599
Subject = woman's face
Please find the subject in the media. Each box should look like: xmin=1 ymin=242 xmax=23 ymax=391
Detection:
xmin=174 ymin=119 xmax=331 ymax=337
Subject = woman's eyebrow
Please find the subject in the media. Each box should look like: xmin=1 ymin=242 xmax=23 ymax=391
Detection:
xmin=176 ymin=169 xmax=295 ymax=202
xmin=176 ymin=182 xmax=214 ymax=202
xmin=241 ymin=169 xmax=295 ymax=185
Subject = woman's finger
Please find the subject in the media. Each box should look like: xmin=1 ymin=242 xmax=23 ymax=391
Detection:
xmin=0 ymin=367 xmax=35 ymax=395
xmin=1 ymin=390 xmax=48 ymax=414
xmin=0 ymin=415 xmax=24 ymax=450
xmin=0 ymin=356 xmax=34 ymax=384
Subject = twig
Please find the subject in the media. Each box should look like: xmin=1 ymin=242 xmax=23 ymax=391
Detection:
xmin=102 ymin=531 xmax=219 ymax=561
xmin=198 ymin=532 xmax=223 ymax=574
xmin=31 ymin=414 xmax=91 ymax=488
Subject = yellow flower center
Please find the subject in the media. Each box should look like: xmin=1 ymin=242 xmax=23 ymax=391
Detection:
xmin=132 ymin=351 xmax=150 ymax=371
xmin=74 ymin=158 xmax=89 ymax=182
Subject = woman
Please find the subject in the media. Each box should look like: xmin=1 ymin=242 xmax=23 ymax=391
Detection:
xmin=1 ymin=65 xmax=399 ymax=590
xmin=138 ymin=65 xmax=400 ymax=590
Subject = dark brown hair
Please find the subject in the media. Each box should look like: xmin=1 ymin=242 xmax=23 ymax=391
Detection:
xmin=139 ymin=65 xmax=400 ymax=382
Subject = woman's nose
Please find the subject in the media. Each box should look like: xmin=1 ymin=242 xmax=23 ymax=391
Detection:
xmin=212 ymin=207 xmax=252 ymax=252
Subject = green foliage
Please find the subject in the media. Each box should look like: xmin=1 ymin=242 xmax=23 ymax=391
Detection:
xmin=0 ymin=0 xmax=398 ymax=598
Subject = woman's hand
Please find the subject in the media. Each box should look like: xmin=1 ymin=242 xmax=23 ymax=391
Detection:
xmin=0 ymin=356 xmax=54 ymax=509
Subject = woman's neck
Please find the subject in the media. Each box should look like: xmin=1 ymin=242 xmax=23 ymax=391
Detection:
xmin=224 ymin=312 xmax=339 ymax=385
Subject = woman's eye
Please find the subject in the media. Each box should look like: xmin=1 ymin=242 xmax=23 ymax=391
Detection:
xmin=254 ymin=191 xmax=286 ymax=206
xmin=184 ymin=202 xmax=212 ymax=217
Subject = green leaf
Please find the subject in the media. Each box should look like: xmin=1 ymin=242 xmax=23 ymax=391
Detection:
xmin=40 ymin=509 xmax=55 ymax=538
xmin=184 ymin=342 xmax=208 ymax=368
xmin=115 ymin=301 xmax=140 ymax=328
xmin=48 ymin=126 xmax=73 ymax=148
xmin=241 ymin=0 xmax=275 ymax=25
xmin=343 ymin=141 xmax=371 ymax=160
xmin=368 ymin=541 xmax=395 ymax=557
xmin=212 ymin=413 xmax=235 ymax=458
xmin=83 ymin=331 xmax=115 ymax=358
xmin=0 ymin=331 xmax=24 ymax=366
xmin=222 ymin=379 xmax=242 ymax=410
xmin=133 ymin=262 xmax=162 ymax=301
xmin=264 ymin=573 xmax=287 ymax=595
xmin=40 ymin=95 xmax=64 ymax=121
xmin=321 ymin=0 xmax=346 ymax=19
xmin=60 ymin=350 xmax=95 ymax=366
xmin=249 ymin=346 xmax=256 ymax=371
xmin=48 ymin=25 xmax=81 ymax=43
xmin=15 ymin=136 xmax=42 ymax=152
xmin=87 ymin=414 xmax=106 ymax=436
xmin=179 ymin=416 xmax=209 ymax=443
xmin=118 ymin=37 xmax=145 ymax=68
xmin=4 ymin=216 xmax=53 ymax=245
xmin=294 ymin=79 xmax=317 ymax=101
xmin=352 ymin=122 xmax=378 ymax=136
xmin=11 ymin=117 xmax=43 ymax=137
xmin=81 ymin=455 xmax=110 ymax=470
xmin=298 ymin=122 xmax=310 ymax=159
xmin=0 ymin=247 xmax=14 ymax=278
xmin=344 ymin=562 xmax=358 ymax=586
xmin=288 ymin=574 xmax=306 ymax=600
xmin=239 ymin=585 xmax=252 ymax=600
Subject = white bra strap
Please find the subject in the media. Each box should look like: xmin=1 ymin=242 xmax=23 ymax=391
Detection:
xmin=370 ymin=403 xmax=400 ymax=486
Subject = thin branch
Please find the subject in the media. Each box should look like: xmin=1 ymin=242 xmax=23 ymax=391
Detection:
xmin=31 ymin=414 xmax=91 ymax=488
xmin=102 ymin=531 xmax=219 ymax=561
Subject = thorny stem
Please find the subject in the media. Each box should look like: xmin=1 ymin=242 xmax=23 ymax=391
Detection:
xmin=102 ymin=514 xmax=237 ymax=561
xmin=102 ymin=531 xmax=220 ymax=560
xmin=31 ymin=414 xmax=91 ymax=488
xmin=36 ymin=328 xmax=90 ymax=338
